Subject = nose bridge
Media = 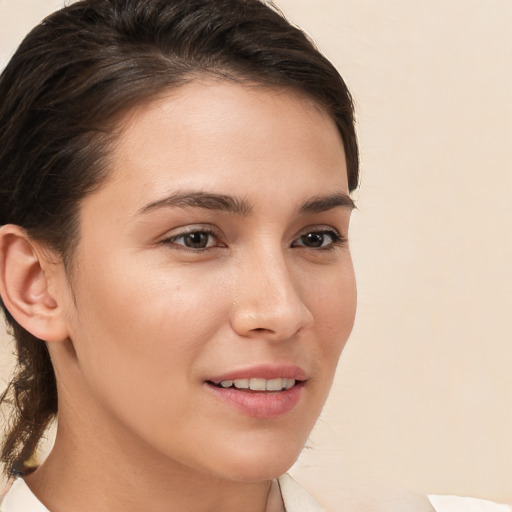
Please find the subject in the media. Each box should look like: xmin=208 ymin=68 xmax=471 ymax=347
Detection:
xmin=230 ymin=243 xmax=312 ymax=339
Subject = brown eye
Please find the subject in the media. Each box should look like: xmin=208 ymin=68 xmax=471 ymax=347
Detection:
xmin=292 ymin=230 xmax=341 ymax=249
xmin=166 ymin=230 xmax=218 ymax=249
xmin=182 ymin=232 xmax=211 ymax=248
xmin=301 ymin=232 xmax=325 ymax=247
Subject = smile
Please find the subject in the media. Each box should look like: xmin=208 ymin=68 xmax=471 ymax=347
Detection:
xmin=211 ymin=377 xmax=297 ymax=392
xmin=204 ymin=365 xmax=307 ymax=419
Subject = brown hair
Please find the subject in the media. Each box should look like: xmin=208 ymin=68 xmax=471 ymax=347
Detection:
xmin=0 ymin=0 xmax=359 ymax=475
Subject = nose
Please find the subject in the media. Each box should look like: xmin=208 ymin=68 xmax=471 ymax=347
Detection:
xmin=229 ymin=250 xmax=313 ymax=341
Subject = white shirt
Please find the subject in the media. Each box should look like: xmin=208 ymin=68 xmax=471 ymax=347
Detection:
xmin=0 ymin=473 xmax=324 ymax=512
xmin=429 ymin=495 xmax=511 ymax=512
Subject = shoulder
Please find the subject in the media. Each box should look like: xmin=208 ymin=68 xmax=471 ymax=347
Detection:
xmin=428 ymin=495 xmax=511 ymax=512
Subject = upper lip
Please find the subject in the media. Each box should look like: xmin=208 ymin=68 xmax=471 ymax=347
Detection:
xmin=206 ymin=364 xmax=307 ymax=384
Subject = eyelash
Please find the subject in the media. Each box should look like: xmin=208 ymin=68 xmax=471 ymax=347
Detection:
xmin=291 ymin=229 xmax=346 ymax=250
xmin=161 ymin=228 xmax=223 ymax=251
xmin=161 ymin=226 xmax=346 ymax=252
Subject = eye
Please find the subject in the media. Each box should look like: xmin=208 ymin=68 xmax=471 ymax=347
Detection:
xmin=163 ymin=229 xmax=221 ymax=250
xmin=292 ymin=229 xmax=343 ymax=249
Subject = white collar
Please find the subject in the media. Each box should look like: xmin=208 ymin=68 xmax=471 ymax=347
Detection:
xmin=0 ymin=479 xmax=49 ymax=512
xmin=428 ymin=495 xmax=511 ymax=512
xmin=278 ymin=474 xmax=324 ymax=512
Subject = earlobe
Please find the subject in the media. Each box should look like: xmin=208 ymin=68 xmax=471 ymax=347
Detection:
xmin=0 ymin=225 xmax=69 ymax=342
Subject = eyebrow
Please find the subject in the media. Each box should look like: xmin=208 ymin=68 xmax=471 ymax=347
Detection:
xmin=139 ymin=191 xmax=252 ymax=216
xmin=139 ymin=190 xmax=355 ymax=216
xmin=299 ymin=193 xmax=356 ymax=214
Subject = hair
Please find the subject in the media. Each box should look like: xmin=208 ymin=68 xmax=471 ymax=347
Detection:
xmin=0 ymin=0 xmax=359 ymax=476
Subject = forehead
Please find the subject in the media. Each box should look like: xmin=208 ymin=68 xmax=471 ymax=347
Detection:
xmin=116 ymin=80 xmax=339 ymax=148
xmin=87 ymin=80 xmax=348 ymax=218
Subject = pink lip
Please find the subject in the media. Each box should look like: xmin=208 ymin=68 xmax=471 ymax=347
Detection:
xmin=205 ymin=382 xmax=304 ymax=419
xmin=204 ymin=364 xmax=307 ymax=419
xmin=206 ymin=364 xmax=307 ymax=383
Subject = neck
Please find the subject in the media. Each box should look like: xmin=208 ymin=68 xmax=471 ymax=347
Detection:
xmin=24 ymin=403 xmax=277 ymax=512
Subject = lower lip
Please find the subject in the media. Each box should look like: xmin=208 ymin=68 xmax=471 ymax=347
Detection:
xmin=205 ymin=382 xmax=304 ymax=419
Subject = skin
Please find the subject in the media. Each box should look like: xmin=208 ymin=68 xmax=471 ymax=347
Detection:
xmin=3 ymin=81 xmax=356 ymax=511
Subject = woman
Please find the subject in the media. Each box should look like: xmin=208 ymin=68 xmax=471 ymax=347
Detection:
xmin=0 ymin=0 xmax=359 ymax=510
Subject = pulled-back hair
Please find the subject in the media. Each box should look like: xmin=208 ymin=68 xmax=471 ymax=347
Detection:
xmin=0 ymin=0 xmax=358 ymax=476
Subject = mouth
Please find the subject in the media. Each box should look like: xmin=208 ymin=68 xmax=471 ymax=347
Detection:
xmin=207 ymin=377 xmax=298 ymax=392
xmin=204 ymin=367 xmax=306 ymax=419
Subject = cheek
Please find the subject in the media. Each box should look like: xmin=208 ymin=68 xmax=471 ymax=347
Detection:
xmin=67 ymin=257 xmax=227 ymax=399
xmin=63 ymin=263 xmax=232 ymax=458
xmin=310 ymin=265 xmax=356 ymax=368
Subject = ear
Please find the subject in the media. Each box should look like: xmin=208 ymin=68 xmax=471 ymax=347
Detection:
xmin=0 ymin=225 xmax=70 ymax=342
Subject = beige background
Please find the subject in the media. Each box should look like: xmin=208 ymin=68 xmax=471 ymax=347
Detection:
xmin=1 ymin=0 xmax=511 ymax=510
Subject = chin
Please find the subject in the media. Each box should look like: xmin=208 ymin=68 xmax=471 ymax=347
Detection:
xmin=221 ymin=459 xmax=298 ymax=483
xmin=206 ymin=436 xmax=307 ymax=483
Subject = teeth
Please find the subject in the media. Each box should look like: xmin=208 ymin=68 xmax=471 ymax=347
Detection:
xmin=284 ymin=378 xmax=295 ymax=390
xmin=218 ymin=378 xmax=297 ymax=391
xmin=250 ymin=378 xmax=266 ymax=391
xmin=265 ymin=378 xmax=283 ymax=391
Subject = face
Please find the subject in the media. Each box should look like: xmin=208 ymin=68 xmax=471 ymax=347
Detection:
xmin=56 ymin=81 xmax=356 ymax=482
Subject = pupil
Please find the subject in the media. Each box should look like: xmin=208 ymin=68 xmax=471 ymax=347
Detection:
xmin=185 ymin=232 xmax=208 ymax=248
xmin=304 ymin=232 xmax=324 ymax=247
